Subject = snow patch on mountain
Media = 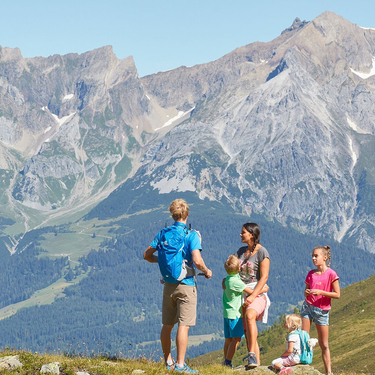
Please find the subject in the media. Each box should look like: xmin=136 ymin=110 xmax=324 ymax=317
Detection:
xmin=154 ymin=107 xmax=195 ymax=131
xmin=347 ymin=136 xmax=357 ymax=171
xmin=51 ymin=113 xmax=76 ymax=127
xmin=350 ymin=57 xmax=375 ymax=79
xmin=346 ymin=117 xmax=371 ymax=134
xmin=41 ymin=107 xmax=76 ymax=127
xmin=63 ymin=94 xmax=74 ymax=102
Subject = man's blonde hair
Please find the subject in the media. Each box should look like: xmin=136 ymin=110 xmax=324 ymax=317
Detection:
xmin=285 ymin=314 xmax=302 ymax=331
xmin=169 ymin=199 xmax=189 ymax=221
xmin=224 ymin=254 xmax=240 ymax=274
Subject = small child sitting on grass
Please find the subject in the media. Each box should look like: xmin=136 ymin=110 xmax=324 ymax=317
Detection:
xmin=271 ymin=314 xmax=303 ymax=375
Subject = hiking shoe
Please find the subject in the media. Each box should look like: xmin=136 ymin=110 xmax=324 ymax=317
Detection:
xmin=223 ymin=360 xmax=233 ymax=368
xmin=174 ymin=363 xmax=198 ymax=373
xmin=165 ymin=360 xmax=175 ymax=370
xmin=279 ymin=367 xmax=292 ymax=375
xmin=243 ymin=352 xmax=258 ymax=369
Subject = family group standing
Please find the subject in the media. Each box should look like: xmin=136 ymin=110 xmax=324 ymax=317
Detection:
xmin=143 ymin=199 xmax=340 ymax=374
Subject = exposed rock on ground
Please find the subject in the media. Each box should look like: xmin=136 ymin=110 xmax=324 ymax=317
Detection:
xmin=234 ymin=365 xmax=323 ymax=374
xmin=0 ymin=355 xmax=23 ymax=370
xmin=40 ymin=362 xmax=60 ymax=374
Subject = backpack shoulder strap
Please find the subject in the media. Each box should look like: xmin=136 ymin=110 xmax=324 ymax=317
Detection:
xmin=298 ymin=329 xmax=308 ymax=351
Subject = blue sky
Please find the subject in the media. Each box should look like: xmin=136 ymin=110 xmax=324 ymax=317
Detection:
xmin=1 ymin=0 xmax=374 ymax=77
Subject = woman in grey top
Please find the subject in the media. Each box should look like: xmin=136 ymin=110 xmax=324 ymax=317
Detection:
xmin=237 ymin=222 xmax=270 ymax=369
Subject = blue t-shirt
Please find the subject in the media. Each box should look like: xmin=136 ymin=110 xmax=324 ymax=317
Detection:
xmin=150 ymin=222 xmax=202 ymax=286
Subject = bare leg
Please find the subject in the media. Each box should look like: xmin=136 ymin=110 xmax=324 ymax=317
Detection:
xmin=302 ymin=317 xmax=311 ymax=333
xmin=255 ymin=340 xmax=260 ymax=365
xmin=160 ymin=324 xmax=174 ymax=363
xmin=245 ymin=309 xmax=259 ymax=364
xmin=225 ymin=337 xmax=241 ymax=361
xmin=224 ymin=338 xmax=231 ymax=360
xmin=176 ymin=325 xmax=190 ymax=365
xmin=273 ymin=361 xmax=283 ymax=370
xmin=316 ymin=324 xmax=331 ymax=374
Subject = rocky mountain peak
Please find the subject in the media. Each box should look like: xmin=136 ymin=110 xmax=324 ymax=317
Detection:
xmin=281 ymin=17 xmax=309 ymax=34
xmin=0 ymin=46 xmax=24 ymax=61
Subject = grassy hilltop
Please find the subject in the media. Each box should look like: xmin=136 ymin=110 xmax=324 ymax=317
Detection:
xmin=193 ymin=274 xmax=375 ymax=374
xmin=1 ymin=274 xmax=373 ymax=374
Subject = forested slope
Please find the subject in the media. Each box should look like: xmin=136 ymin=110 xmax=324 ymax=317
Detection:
xmin=0 ymin=197 xmax=374 ymax=359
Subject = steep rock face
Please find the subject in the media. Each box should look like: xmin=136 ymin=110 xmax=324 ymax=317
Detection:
xmin=130 ymin=12 xmax=375 ymax=252
xmin=0 ymin=46 xmax=164 ymax=221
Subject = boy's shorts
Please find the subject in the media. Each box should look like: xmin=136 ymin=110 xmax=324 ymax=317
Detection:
xmin=162 ymin=282 xmax=197 ymax=326
xmin=300 ymin=300 xmax=330 ymax=326
xmin=224 ymin=317 xmax=244 ymax=338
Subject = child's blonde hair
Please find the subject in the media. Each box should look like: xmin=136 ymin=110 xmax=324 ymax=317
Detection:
xmin=224 ymin=254 xmax=240 ymax=274
xmin=285 ymin=314 xmax=302 ymax=331
xmin=169 ymin=199 xmax=189 ymax=221
xmin=313 ymin=245 xmax=331 ymax=266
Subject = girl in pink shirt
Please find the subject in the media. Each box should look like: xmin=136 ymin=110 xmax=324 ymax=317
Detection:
xmin=301 ymin=245 xmax=340 ymax=375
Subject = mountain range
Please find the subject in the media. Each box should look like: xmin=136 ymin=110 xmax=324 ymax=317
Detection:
xmin=0 ymin=11 xmax=374 ymax=255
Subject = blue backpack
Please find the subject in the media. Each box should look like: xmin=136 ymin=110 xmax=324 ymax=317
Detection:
xmin=157 ymin=225 xmax=196 ymax=282
xmin=294 ymin=329 xmax=314 ymax=364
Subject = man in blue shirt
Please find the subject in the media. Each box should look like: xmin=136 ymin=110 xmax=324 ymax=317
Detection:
xmin=144 ymin=199 xmax=212 ymax=374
